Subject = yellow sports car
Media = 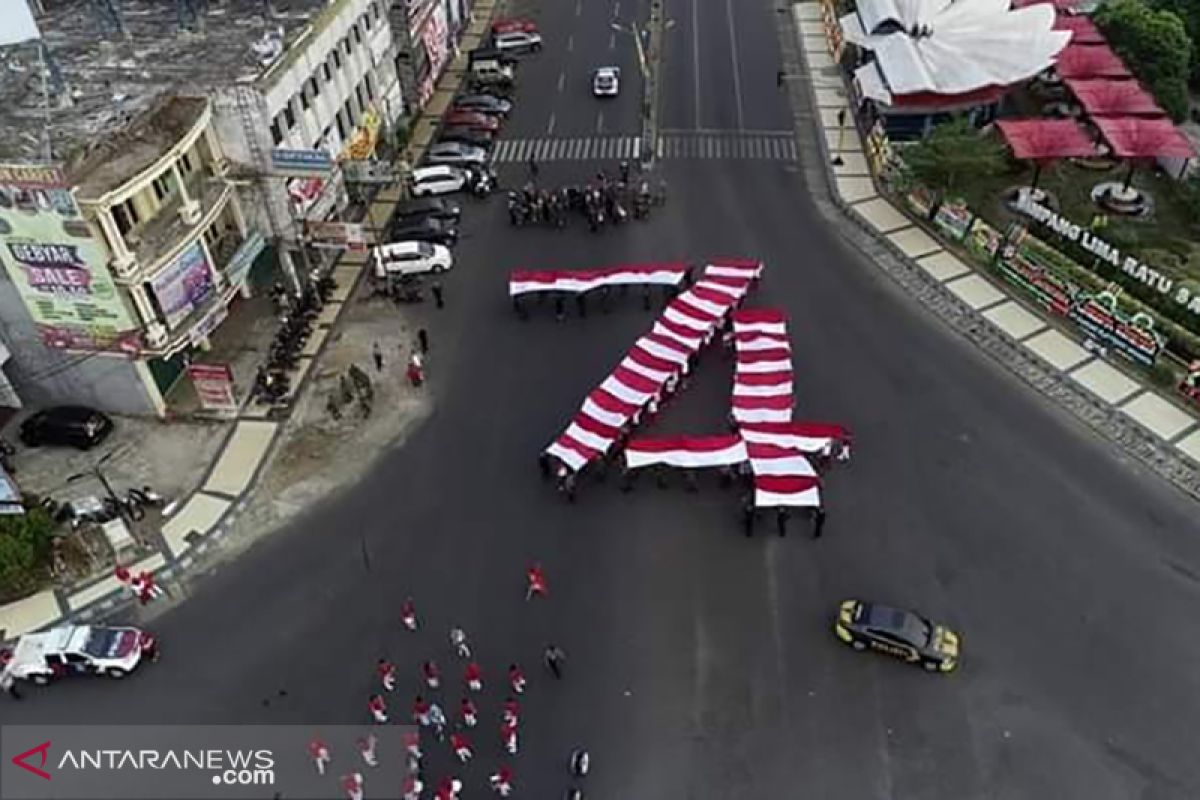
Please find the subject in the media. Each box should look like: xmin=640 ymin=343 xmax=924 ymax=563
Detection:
xmin=834 ymin=599 xmax=959 ymax=673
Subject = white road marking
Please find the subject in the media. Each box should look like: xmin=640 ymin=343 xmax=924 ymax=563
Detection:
xmin=547 ymin=113 xmax=556 ymax=135
xmin=597 ymin=112 xmax=605 ymax=134
xmin=724 ymin=0 xmax=746 ymax=130
xmin=567 ymin=34 xmax=574 ymax=52
xmin=575 ymin=0 xmax=582 ymax=14
xmin=609 ymin=32 xmax=616 ymax=49
xmin=691 ymin=0 xmax=702 ymax=127
xmin=557 ymin=71 xmax=566 ymax=92
xmin=614 ymin=1 xmax=620 ymax=15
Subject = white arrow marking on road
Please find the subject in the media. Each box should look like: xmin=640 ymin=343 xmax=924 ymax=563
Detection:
xmin=725 ymin=0 xmax=746 ymax=130
xmin=557 ymin=71 xmax=566 ymax=92
xmin=547 ymin=114 xmax=557 ymax=136
xmin=597 ymin=112 xmax=605 ymax=134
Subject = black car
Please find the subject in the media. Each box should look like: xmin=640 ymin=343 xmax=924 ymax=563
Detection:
xmin=392 ymin=198 xmax=462 ymax=228
xmin=453 ymin=94 xmax=512 ymax=116
xmin=834 ymin=599 xmax=960 ymax=673
xmin=387 ymin=216 xmax=459 ymax=247
xmin=467 ymin=47 xmax=518 ymax=68
xmin=438 ymin=126 xmax=495 ymax=149
xmin=20 ymin=406 xmax=114 ymax=449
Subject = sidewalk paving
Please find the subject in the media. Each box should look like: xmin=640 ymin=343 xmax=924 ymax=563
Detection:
xmin=0 ymin=2 xmax=499 ymax=640
xmin=791 ymin=0 xmax=1200 ymax=469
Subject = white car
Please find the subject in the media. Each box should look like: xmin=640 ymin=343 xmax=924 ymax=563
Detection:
xmin=593 ymin=67 xmax=620 ymax=97
xmin=410 ymin=165 xmax=469 ymax=196
xmin=373 ymin=240 xmax=454 ymax=278
xmin=426 ymin=141 xmax=489 ymax=167
xmin=6 ymin=625 xmax=158 ymax=684
xmin=493 ymin=30 xmax=543 ymax=53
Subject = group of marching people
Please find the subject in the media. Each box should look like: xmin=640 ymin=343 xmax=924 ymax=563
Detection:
xmin=512 ymin=272 xmax=695 ymax=322
xmin=323 ymin=562 xmax=589 ymax=799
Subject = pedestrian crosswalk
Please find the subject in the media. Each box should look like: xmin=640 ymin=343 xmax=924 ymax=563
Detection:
xmin=490 ymin=136 xmax=643 ymax=163
xmin=488 ymin=132 xmax=798 ymax=164
xmin=655 ymin=131 xmax=797 ymax=161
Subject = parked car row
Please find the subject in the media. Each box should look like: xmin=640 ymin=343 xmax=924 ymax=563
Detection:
xmin=378 ymin=20 xmax=541 ymax=282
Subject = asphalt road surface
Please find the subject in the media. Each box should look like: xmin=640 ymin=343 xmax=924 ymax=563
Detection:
xmin=10 ymin=1 xmax=1200 ymax=799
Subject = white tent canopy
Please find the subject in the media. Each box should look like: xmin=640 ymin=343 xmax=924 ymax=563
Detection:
xmin=841 ymin=0 xmax=1070 ymax=98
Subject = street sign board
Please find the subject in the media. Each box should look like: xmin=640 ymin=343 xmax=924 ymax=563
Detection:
xmin=305 ymin=221 xmax=368 ymax=252
xmin=187 ymin=363 xmax=238 ymax=413
xmin=271 ymin=148 xmax=334 ymax=177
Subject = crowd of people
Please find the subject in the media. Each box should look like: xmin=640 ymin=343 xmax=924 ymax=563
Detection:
xmin=315 ymin=563 xmax=590 ymax=799
xmin=512 ymin=275 xmax=691 ymax=322
xmin=507 ymin=160 xmax=667 ymax=231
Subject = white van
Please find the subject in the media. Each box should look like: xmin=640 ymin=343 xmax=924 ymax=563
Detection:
xmin=372 ymin=241 xmax=453 ymax=278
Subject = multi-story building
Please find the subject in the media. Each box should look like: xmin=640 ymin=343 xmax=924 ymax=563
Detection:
xmin=0 ymin=0 xmax=466 ymax=417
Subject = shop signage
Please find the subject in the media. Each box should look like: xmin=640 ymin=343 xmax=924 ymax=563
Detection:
xmin=1068 ymin=291 xmax=1163 ymax=366
xmin=186 ymin=363 xmax=238 ymax=413
xmin=1012 ymin=192 xmax=1200 ymax=317
xmin=224 ymin=230 xmax=267 ymax=287
xmin=340 ymin=106 xmax=382 ymax=162
xmin=270 ymin=148 xmax=333 ymax=177
xmin=188 ymin=302 xmax=228 ymax=346
xmin=0 ymin=163 xmax=140 ymax=353
xmin=305 ymin=221 xmax=367 ymax=251
xmin=149 ymin=242 xmax=216 ymax=330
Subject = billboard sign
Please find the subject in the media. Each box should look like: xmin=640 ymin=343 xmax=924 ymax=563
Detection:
xmin=304 ymin=221 xmax=367 ymax=251
xmin=224 ymin=229 xmax=267 ymax=287
xmin=0 ymin=163 xmax=140 ymax=353
xmin=149 ymin=242 xmax=215 ymax=330
xmin=186 ymin=363 xmax=237 ymax=413
xmin=270 ymin=148 xmax=333 ymax=177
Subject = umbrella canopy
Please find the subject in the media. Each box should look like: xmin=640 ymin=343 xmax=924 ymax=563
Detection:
xmin=1053 ymin=14 xmax=1105 ymax=43
xmin=996 ymin=118 xmax=1097 ymax=159
xmin=1093 ymin=117 xmax=1195 ymax=159
xmin=1065 ymin=78 xmax=1164 ymax=117
xmin=1054 ymin=43 xmax=1132 ymax=79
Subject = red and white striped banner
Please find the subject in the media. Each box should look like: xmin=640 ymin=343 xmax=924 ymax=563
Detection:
xmin=624 ymin=435 xmax=748 ymax=469
xmin=509 ymin=263 xmax=689 ymax=296
xmin=544 ymin=260 xmax=763 ymax=471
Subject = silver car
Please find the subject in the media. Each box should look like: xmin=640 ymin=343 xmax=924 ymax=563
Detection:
xmin=494 ymin=30 xmax=543 ymax=53
xmin=425 ymin=142 xmax=489 ymax=167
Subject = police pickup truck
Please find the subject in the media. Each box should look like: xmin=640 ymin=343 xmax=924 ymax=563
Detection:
xmin=5 ymin=625 xmax=158 ymax=684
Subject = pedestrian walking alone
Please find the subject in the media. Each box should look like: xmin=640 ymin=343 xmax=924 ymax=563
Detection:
xmin=422 ymin=660 xmax=441 ymax=690
xmin=526 ymin=561 xmax=548 ymax=600
xmin=508 ymin=663 xmax=527 ymax=694
xmin=407 ymin=354 xmax=424 ymax=387
xmin=417 ymin=328 xmax=429 ymax=353
xmin=450 ymin=732 xmax=473 ymax=763
xmin=372 ymin=341 xmax=383 ymax=371
xmin=464 ymin=661 xmax=484 ymax=692
xmin=377 ymin=658 xmax=397 ymax=692
xmin=460 ymin=696 xmax=478 ymax=728
xmin=543 ymin=644 xmax=566 ymax=679
xmin=813 ymin=506 xmax=827 ymax=539
xmin=432 ymin=281 xmax=445 ymax=308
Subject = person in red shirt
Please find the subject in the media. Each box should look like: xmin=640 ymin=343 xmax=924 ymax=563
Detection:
xmin=502 ymin=696 xmax=520 ymax=727
xmin=356 ymin=734 xmax=377 ymax=767
xmin=377 ymin=658 xmax=396 ymax=692
xmin=367 ymin=694 xmax=387 ymax=724
xmin=500 ymin=720 xmax=519 ymax=754
xmin=412 ymin=695 xmax=431 ymax=726
xmin=400 ymin=597 xmax=419 ymax=631
xmin=463 ymin=661 xmax=483 ymax=692
xmin=306 ymin=738 xmax=330 ymax=775
xmin=507 ymin=663 xmax=526 ymax=694
xmin=435 ymin=776 xmax=463 ymax=799
xmin=340 ymin=772 xmax=364 ymax=800
xmin=450 ymin=731 xmax=473 ymax=763
xmin=489 ymin=765 xmax=515 ymax=796
xmin=422 ymin=659 xmax=441 ymax=689
xmin=460 ymin=696 xmax=478 ymax=728
xmin=526 ymin=562 xmax=547 ymax=600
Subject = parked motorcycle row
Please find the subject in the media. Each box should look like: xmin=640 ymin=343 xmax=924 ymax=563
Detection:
xmin=41 ymin=485 xmax=166 ymax=528
xmin=254 ymin=270 xmax=337 ymax=407
xmin=507 ymin=171 xmax=667 ymax=232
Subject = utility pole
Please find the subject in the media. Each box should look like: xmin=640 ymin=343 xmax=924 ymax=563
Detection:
xmin=613 ymin=1 xmax=671 ymax=169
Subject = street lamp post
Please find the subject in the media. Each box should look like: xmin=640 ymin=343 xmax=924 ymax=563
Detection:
xmin=67 ymin=450 xmax=126 ymax=523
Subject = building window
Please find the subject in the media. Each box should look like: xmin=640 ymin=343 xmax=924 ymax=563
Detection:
xmin=343 ymin=36 xmax=351 ymax=54
xmin=270 ymin=118 xmax=283 ymax=145
xmin=363 ymin=11 xmax=371 ymax=30
xmin=365 ymin=72 xmax=375 ymax=99
xmin=151 ymin=173 xmax=175 ymax=203
xmin=309 ymin=76 xmax=321 ymax=97
xmin=179 ymin=151 xmax=195 ymax=173
xmin=353 ymin=23 xmax=362 ymax=44
xmin=335 ymin=114 xmax=347 ymax=140
xmin=111 ymin=197 xmax=140 ymax=236
xmin=332 ymin=50 xmax=341 ymax=69
xmin=356 ymin=83 xmax=365 ymax=109
xmin=299 ymin=89 xmax=310 ymax=111
xmin=322 ymin=62 xmax=331 ymax=82
xmin=283 ymin=103 xmax=295 ymax=129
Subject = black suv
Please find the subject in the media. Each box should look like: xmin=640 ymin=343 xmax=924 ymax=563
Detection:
xmin=20 ymin=406 xmax=114 ymax=449
xmin=391 ymin=198 xmax=462 ymax=228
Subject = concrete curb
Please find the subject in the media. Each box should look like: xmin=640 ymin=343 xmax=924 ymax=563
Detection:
xmin=775 ymin=1 xmax=1200 ymax=501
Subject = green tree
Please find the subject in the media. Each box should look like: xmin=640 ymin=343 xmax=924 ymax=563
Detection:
xmin=1095 ymin=0 xmax=1192 ymax=122
xmin=899 ymin=117 xmax=1007 ymax=194
xmin=0 ymin=508 xmax=55 ymax=601
xmin=1147 ymin=0 xmax=1200 ymax=84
